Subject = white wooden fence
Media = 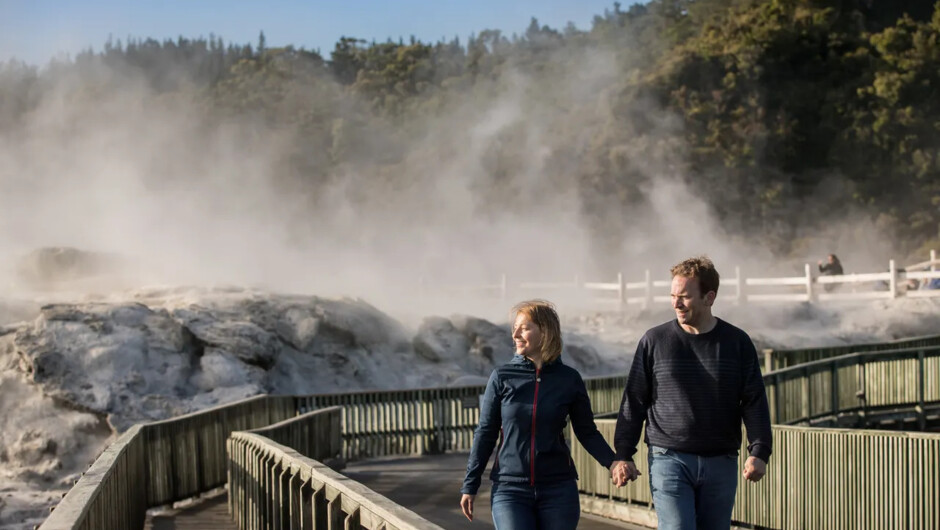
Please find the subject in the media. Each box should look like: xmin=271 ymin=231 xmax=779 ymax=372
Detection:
xmin=421 ymin=251 xmax=940 ymax=308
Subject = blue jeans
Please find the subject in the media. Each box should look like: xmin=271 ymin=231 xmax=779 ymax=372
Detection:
xmin=490 ymin=480 xmax=580 ymax=530
xmin=648 ymin=445 xmax=738 ymax=530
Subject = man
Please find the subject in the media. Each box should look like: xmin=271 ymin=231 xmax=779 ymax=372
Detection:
xmin=611 ymin=256 xmax=772 ymax=530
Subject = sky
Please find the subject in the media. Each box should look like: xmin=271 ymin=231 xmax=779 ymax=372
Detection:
xmin=0 ymin=0 xmax=638 ymax=66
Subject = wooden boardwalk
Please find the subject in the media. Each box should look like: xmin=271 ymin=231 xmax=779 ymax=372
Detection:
xmin=144 ymin=452 xmax=647 ymax=529
xmin=343 ymin=452 xmax=647 ymax=530
xmin=144 ymin=492 xmax=233 ymax=530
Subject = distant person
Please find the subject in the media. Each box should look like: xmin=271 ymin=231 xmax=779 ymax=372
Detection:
xmin=817 ymin=253 xmax=844 ymax=292
xmin=460 ymin=300 xmax=622 ymax=529
xmin=611 ymin=256 xmax=772 ymax=530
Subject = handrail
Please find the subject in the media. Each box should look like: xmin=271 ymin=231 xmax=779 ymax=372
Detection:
xmin=763 ymin=346 xmax=940 ymax=427
xmin=38 ymin=395 xmax=296 ymax=530
xmin=40 ymin=425 xmax=147 ymax=530
xmin=763 ymin=332 xmax=940 ymax=371
xmin=227 ymin=432 xmax=444 ymax=530
xmin=245 ymin=406 xmax=343 ymax=462
xmin=572 ymin=421 xmax=940 ymax=530
xmin=294 ymin=375 xmax=627 ymax=461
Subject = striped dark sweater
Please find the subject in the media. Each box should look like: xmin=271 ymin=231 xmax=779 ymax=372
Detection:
xmin=614 ymin=318 xmax=772 ymax=463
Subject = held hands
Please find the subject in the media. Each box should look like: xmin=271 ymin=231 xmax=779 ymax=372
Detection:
xmin=743 ymin=456 xmax=767 ymax=482
xmin=460 ymin=494 xmax=475 ymax=521
xmin=610 ymin=460 xmax=641 ymax=487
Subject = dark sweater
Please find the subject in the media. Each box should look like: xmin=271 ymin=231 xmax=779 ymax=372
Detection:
xmin=614 ymin=319 xmax=772 ymax=463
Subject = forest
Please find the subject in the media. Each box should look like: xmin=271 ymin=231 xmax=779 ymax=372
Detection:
xmin=1 ymin=0 xmax=938 ymax=267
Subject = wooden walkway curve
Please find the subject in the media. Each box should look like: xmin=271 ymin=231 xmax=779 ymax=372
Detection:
xmin=144 ymin=493 xmax=232 ymax=530
xmin=144 ymin=453 xmax=647 ymax=529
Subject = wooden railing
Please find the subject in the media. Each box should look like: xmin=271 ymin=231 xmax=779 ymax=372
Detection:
xmin=228 ymin=432 xmax=443 ymax=530
xmin=763 ymin=333 xmax=940 ymax=371
xmin=571 ymin=347 xmax=940 ymax=529
xmin=39 ymin=395 xmax=295 ymax=530
xmin=421 ymin=251 xmax=940 ymax=307
xmin=765 ymin=347 xmax=940 ymax=428
xmin=38 ymin=426 xmax=147 ymax=530
xmin=294 ymin=375 xmax=626 ymax=461
xmin=573 ymin=421 xmax=940 ymax=530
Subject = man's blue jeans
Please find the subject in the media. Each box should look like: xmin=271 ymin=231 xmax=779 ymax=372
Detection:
xmin=490 ymin=479 xmax=580 ymax=530
xmin=648 ymin=445 xmax=739 ymax=530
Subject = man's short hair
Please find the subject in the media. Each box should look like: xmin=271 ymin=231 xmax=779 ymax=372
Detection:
xmin=670 ymin=256 xmax=720 ymax=295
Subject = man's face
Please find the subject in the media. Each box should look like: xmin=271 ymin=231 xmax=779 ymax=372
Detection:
xmin=670 ymin=275 xmax=714 ymax=329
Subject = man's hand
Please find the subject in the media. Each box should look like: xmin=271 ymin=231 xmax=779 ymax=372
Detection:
xmin=610 ymin=460 xmax=641 ymax=487
xmin=460 ymin=494 xmax=475 ymax=521
xmin=743 ymin=456 xmax=766 ymax=482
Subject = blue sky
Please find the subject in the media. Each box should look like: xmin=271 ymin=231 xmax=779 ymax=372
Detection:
xmin=0 ymin=0 xmax=639 ymax=66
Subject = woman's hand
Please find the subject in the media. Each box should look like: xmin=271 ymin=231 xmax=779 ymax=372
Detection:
xmin=460 ymin=493 xmax=475 ymax=521
xmin=610 ymin=460 xmax=641 ymax=486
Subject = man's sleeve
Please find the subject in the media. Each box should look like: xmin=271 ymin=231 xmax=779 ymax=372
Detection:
xmin=741 ymin=336 xmax=773 ymax=463
xmin=613 ymin=336 xmax=651 ymax=462
xmin=460 ymin=370 xmax=502 ymax=494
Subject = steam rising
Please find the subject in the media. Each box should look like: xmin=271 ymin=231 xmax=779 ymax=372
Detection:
xmin=0 ymin=33 xmax=914 ymax=322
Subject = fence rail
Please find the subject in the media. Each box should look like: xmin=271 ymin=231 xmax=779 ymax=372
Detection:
xmin=228 ymin=432 xmax=443 ymax=530
xmin=571 ymin=347 xmax=940 ymax=530
xmin=763 ymin=333 xmax=940 ymax=371
xmin=421 ymin=251 xmax=940 ymax=307
xmin=39 ymin=395 xmax=296 ymax=530
xmin=293 ymin=375 xmax=626 ymax=461
xmin=765 ymin=347 xmax=940 ymax=428
xmin=573 ymin=421 xmax=940 ymax=530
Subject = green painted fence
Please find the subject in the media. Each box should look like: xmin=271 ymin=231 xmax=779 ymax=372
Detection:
xmin=571 ymin=347 xmax=940 ymax=529
xmin=572 ymin=421 xmax=940 ymax=530
xmin=764 ymin=333 xmax=940 ymax=371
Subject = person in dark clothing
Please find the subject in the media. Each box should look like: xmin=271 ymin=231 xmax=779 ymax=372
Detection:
xmin=818 ymin=253 xmax=844 ymax=292
xmin=460 ymin=300 xmax=621 ymax=529
xmin=611 ymin=256 xmax=772 ymax=530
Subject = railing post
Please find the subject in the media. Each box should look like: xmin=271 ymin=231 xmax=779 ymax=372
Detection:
xmin=804 ymin=263 xmax=815 ymax=303
xmin=644 ymin=269 xmax=653 ymax=310
xmin=763 ymin=348 xmax=774 ymax=373
xmin=735 ymin=266 xmax=743 ymax=305
xmin=857 ymin=361 xmax=868 ymax=428
xmin=918 ymin=349 xmax=926 ymax=431
xmin=617 ymin=272 xmax=626 ymax=309
xmin=328 ymin=495 xmax=345 ymax=529
xmin=830 ymin=362 xmax=839 ymax=426
xmin=802 ymin=366 xmax=811 ymax=423
xmin=772 ymin=375 xmax=781 ymax=424
xmin=889 ymin=259 xmax=898 ymax=298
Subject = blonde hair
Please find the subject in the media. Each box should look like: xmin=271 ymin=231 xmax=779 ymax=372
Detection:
xmin=511 ymin=299 xmax=563 ymax=363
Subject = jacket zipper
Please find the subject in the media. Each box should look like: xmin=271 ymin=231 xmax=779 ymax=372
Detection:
xmin=530 ymin=367 xmax=541 ymax=485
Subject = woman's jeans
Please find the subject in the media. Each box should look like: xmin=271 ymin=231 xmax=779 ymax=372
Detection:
xmin=490 ymin=479 xmax=580 ymax=530
xmin=648 ymin=445 xmax=739 ymax=530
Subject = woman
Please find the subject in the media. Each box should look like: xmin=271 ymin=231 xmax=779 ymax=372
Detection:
xmin=459 ymin=300 xmax=622 ymax=529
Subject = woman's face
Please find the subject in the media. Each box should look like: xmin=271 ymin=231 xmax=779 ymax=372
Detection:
xmin=512 ymin=312 xmax=543 ymax=360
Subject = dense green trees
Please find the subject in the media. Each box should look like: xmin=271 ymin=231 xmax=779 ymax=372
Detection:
xmin=2 ymin=0 xmax=938 ymax=258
